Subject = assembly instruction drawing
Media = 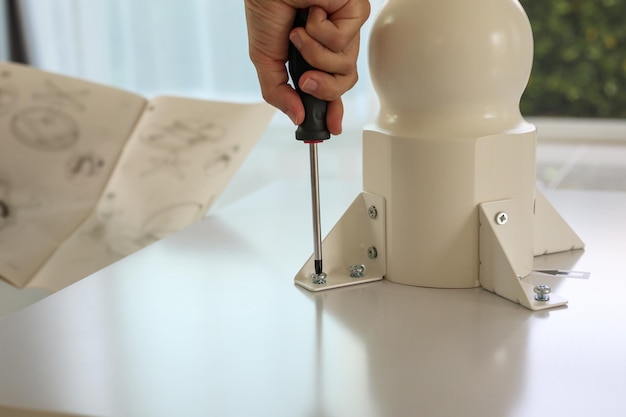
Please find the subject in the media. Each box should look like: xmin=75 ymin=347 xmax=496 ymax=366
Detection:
xmin=0 ymin=82 xmax=18 ymax=116
xmin=33 ymin=79 xmax=89 ymax=111
xmin=0 ymin=172 xmax=12 ymax=231
xmin=11 ymin=107 xmax=79 ymax=151
xmin=0 ymin=61 xmax=276 ymax=291
xmin=65 ymin=151 xmax=106 ymax=180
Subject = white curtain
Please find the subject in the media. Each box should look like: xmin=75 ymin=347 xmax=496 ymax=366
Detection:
xmin=0 ymin=1 xmax=9 ymax=60
xmin=19 ymin=0 xmax=385 ymax=129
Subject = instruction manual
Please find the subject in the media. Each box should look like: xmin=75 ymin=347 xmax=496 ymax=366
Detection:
xmin=0 ymin=61 xmax=275 ymax=291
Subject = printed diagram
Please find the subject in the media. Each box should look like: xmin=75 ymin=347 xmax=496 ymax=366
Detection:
xmin=141 ymin=155 xmax=191 ymax=180
xmin=85 ymin=195 xmax=205 ymax=258
xmin=0 ymin=172 xmax=44 ymax=233
xmin=65 ymin=151 xmax=105 ymax=180
xmin=0 ymin=173 xmax=11 ymax=231
xmin=33 ymin=79 xmax=89 ymax=112
xmin=204 ymin=144 xmax=240 ymax=177
xmin=139 ymin=119 xmax=227 ymax=180
xmin=11 ymin=107 xmax=79 ymax=151
xmin=141 ymin=119 xmax=226 ymax=151
xmin=0 ymin=82 xmax=18 ymax=116
xmin=0 ymin=200 xmax=9 ymax=230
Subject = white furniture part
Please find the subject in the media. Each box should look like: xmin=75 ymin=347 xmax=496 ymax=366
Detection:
xmin=297 ymin=0 xmax=584 ymax=310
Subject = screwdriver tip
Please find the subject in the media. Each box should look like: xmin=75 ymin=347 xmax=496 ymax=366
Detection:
xmin=314 ymin=259 xmax=323 ymax=276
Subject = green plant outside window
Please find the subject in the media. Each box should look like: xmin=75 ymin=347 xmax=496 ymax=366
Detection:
xmin=521 ymin=0 xmax=626 ymax=118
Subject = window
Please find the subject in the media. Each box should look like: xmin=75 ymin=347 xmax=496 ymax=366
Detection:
xmin=18 ymin=0 xmax=385 ymax=130
xmin=0 ymin=1 xmax=10 ymax=60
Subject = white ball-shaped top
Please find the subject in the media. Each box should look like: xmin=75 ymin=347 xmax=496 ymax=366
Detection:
xmin=369 ymin=0 xmax=534 ymax=137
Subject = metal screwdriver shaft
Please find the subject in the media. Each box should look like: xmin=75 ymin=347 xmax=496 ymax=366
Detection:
xmin=308 ymin=142 xmax=323 ymax=275
xmin=288 ymin=9 xmax=330 ymax=279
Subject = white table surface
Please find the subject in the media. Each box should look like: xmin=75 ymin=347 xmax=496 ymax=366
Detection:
xmin=0 ymin=179 xmax=625 ymax=417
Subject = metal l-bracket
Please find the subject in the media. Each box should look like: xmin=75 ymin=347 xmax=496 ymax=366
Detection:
xmin=479 ymin=199 xmax=568 ymax=310
xmin=295 ymin=192 xmax=386 ymax=291
xmin=533 ymin=188 xmax=585 ymax=255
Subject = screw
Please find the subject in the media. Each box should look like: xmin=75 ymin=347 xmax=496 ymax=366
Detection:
xmin=495 ymin=212 xmax=509 ymax=225
xmin=368 ymin=206 xmax=378 ymax=219
xmin=311 ymin=272 xmax=327 ymax=285
xmin=533 ymin=284 xmax=551 ymax=302
xmin=349 ymin=264 xmax=366 ymax=278
xmin=368 ymin=246 xmax=378 ymax=259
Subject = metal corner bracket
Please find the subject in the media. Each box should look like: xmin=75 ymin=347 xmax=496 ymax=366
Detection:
xmin=479 ymin=195 xmax=584 ymax=311
xmin=294 ymin=192 xmax=386 ymax=291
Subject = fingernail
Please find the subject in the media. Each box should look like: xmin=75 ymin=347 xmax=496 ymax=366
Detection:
xmin=301 ymin=78 xmax=318 ymax=93
xmin=289 ymin=31 xmax=302 ymax=49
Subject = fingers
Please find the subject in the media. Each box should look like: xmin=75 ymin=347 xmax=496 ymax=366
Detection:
xmin=252 ymin=59 xmax=305 ymax=125
xmin=245 ymin=0 xmax=368 ymax=133
xmin=287 ymin=3 xmax=365 ymax=102
xmin=289 ymin=2 xmax=366 ymax=132
xmin=244 ymin=0 xmax=303 ymax=124
xmin=289 ymin=27 xmax=357 ymax=77
xmin=327 ymin=98 xmax=344 ymax=135
xmin=257 ymin=65 xmax=344 ymax=134
xmin=306 ymin=3 xmax=371 ymax=53
xmin=289 ymin=29 xmax=360 ymax=102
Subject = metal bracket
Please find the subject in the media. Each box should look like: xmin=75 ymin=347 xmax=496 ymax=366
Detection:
xmin=533 ymin=188 xmax=585 ymax=255
xmin=294 ymin=192 xmax=386 ymax=291
xmin=479 ymin=199 xmax=568 ymax=310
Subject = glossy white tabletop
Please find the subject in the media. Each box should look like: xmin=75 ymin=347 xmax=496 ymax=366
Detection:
xmin=0 ymin=178 xmax=625 ymax=417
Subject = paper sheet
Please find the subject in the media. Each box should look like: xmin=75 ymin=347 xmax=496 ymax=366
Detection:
xmin=0 ymin=62 xmax=275 ymax=291
xmin=0 ymin=61 xmax=147 ymax=287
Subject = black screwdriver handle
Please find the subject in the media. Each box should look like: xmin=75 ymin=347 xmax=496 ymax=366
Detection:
xmin=288 ymin=9 xmax=330 ymax=142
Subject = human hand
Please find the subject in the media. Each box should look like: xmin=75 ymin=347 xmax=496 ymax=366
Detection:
xmin=244 ymin=0 xmax=371 ymax=135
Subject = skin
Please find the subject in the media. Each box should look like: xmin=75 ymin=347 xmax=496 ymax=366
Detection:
xmin=244 ymin=0 xmax=371 ymax=135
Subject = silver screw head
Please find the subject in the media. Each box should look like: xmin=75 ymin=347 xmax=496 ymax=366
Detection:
xmin=349 ymin=264 xmax=366 ymax=278
xmin=367 ymin=246 xmax=378 ymax=259
xmin=495 ymin=212 xmax=509 ymax=225
xmin=534 ymin=284 xmax=551 ymax=301
xmin=368 ymin=206 xmax=378 ymax=219
xmin=311 ymin=272 xmax=327 ymax=285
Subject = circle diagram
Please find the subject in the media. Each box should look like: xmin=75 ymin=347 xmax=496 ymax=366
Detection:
xmin=11 ymin=107 xmax=79 ymax=151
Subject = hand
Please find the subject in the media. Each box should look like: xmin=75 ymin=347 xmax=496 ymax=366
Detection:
xmin=244 ymin=0 xmax=371 ymax=135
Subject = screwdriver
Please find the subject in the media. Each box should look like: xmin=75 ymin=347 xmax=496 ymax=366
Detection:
xmin=288 ymin=9 xmax=330 ymax=278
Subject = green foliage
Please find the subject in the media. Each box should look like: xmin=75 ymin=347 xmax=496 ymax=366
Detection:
xmin=520 ymin=0 xmax=626 ymax=117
